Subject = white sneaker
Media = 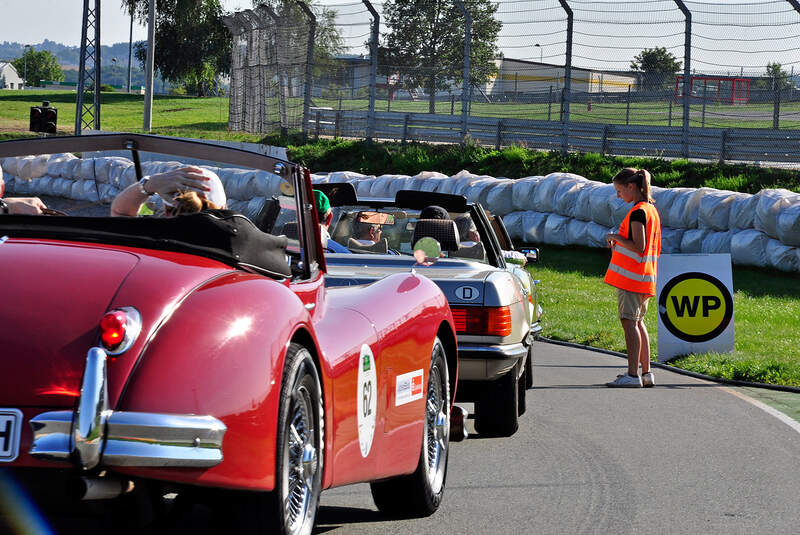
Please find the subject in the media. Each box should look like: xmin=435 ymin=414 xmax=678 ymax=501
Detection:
xmin=606 ymin=374 xmax=642 ymax=388
xmin=642 ymin=372 xmax=655 ymax=388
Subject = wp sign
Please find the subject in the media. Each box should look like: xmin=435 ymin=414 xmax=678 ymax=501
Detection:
xmin=656 ymin=254 xmax=735 ymax=362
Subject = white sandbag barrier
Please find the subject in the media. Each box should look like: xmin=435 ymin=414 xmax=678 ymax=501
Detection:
xmin=3 ymin=155 xmax=799 ymax=273
xmin=309 ymin=168 xmax=800 ymax=273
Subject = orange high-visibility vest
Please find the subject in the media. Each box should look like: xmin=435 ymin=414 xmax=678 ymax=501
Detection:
xmin=604 ymin=201 xmax=662 ymax=297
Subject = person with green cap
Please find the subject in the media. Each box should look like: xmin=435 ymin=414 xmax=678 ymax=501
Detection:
xmin=314 ymin=189 xmax=350 ymax=254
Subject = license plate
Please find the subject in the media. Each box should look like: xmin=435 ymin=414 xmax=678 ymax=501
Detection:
xmin=0 ymin=409 xmax=22 ymax=462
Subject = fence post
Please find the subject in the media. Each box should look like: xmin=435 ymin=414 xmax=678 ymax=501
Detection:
xmin=701 ymin=80 xmax=708 ymax=128
xmin=495 ymin=119 xmax=504 ymax=150
xmin=362 ymin=0 xmax=379 ymax=143
xmin=673 ymin=0 xmax=691 ymax=157
xmin=296 ymin=0 xmax=316 ymax=142
xmin=668 ymin=97 xmax=673 ymax=127
xmin=719 ymin=129 xmax=728 ymax=163
xmin=773 ymin=75 xmax=781 ymax=129
xmin=548 ymin=86 xmax=552 ymax=121
xmin=263 ymin=6 xmax=288 ymax=136
xmin=601 ymin=124 xmax=609 ymax=155
xmin=335 ymin=110 xmax=342 ymax=139
xmin=625 ymin=85 xmax=631 ymax=125
xmin=558 ymin=0 xmax=573 ymax=156
xmin=315 ymin=111 xmax=321 ymax=140
xmin=454 ymin=0 xmax=472 ymax=143
xmin=402 ymin=113 xmax=410 ymax=144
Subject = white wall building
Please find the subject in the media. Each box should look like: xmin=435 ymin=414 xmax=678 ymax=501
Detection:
xmin=0 ymin=62 xmax=24 ymax=90
xmin=485 ymin=58 xmax=638 ymax=97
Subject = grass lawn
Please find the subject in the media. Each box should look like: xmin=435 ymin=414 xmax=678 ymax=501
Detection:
xmin=531 ymin=245 xmax=800 ymax=387
xmin=5 ymin=90 xmax=800 ymax=139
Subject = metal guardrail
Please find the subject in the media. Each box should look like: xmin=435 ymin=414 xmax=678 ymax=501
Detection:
xmin=309 ymin=108 xmax=800 ymax=163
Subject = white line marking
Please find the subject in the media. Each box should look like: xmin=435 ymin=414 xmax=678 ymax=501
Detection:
xmin=720 ymin=386 xmax=800 ymax=436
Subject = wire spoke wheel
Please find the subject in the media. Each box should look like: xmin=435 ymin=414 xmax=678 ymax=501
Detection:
xmin=282 ymin=380 xmax=317 ymax=533
xmin=370 ymin=336 xmax=450 ymax=518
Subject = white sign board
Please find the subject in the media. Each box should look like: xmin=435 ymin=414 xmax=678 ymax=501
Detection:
xmin=656 ymin=254 xmax=734 ymax=362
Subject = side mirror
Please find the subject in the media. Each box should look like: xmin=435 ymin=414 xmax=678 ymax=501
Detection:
xmin=412 ymin=237 xmax=442 ymax=266
xmin=520 ymin=247 xmax=539 ymax=264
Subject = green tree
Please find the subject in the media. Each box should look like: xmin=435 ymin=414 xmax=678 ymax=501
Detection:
xmin=630 ymin=47 xmax=682 ymax=91
xmin=765 ymin=62 xmax=791 ymax=90
xmin=379 ymin=0 xmax=501 ymax=114
xmin=11 ymin=48 xmax=63 ymax=87
xmin=124 ymin=0 xmax=230 ymax=96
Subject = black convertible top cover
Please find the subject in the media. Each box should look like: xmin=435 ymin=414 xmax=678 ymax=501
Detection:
xmin=0 ymin=210 xmax=291 ymax=278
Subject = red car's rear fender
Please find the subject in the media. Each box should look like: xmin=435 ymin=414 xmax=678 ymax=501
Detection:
xmin=114 ymin=272 xmax=308 ymax=491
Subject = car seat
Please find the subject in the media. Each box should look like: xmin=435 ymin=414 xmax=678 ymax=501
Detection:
xmin=411 ymin=219 xmax=460 ymax=252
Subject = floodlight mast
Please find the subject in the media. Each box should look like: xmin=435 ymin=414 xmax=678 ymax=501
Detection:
xmin=75 ymin=0 xmax=101 ymax=134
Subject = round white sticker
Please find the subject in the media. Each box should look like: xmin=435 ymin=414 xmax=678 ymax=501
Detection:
xmin=357 ymin=344 xmax=377 ymax=457
xmin=455 ymin=285 xmax=480 ymax=301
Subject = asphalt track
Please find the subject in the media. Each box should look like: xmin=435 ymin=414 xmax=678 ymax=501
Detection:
xmin=315 ymin=340 xmax=800 ymax=534
xmin=18 ymin=333 xmax=800 ymax=535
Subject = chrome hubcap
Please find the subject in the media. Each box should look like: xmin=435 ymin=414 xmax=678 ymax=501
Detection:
xmin=284 ymin=385 xmax=316 ymax=534
xmin=424 ymin=350 xmax=448 ymax=493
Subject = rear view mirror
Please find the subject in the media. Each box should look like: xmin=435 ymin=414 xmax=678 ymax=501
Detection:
xmin=358 ymin=211 xmax=395 ymax=225
xmin=521 ymin=247 xmax=539 ymax=264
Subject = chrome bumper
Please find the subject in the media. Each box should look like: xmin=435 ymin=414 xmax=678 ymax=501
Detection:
xmin=30 ymin=347 xmax=226 ymax=470
xmin=457 ymin=342 xmax=527 ymax=381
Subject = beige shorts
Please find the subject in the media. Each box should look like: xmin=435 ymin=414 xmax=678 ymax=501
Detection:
xmin=617 ymin=288 xmax=649 ymax=321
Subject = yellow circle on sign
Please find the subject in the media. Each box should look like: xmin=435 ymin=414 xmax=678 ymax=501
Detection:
xmin=664 ymin=278 xmax=727 ymax=337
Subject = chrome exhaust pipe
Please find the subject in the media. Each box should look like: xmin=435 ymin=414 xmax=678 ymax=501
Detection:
xmin=71 ymin=476 xmax=134 ymax=501
xmin=449 ymin=405 xmax=469 ymax=442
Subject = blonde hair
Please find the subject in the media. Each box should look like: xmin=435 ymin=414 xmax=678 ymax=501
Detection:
xmin=612 ymin=167 xmax=654 ymax=204
xmin=170 ymin=190 xmax=223 ymax=216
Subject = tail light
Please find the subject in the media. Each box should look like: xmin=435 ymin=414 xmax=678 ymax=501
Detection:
xmin=99 ymin=307 xmax=142 ymax=355
xmin=450 ymin=306 xmax=513 ymax=337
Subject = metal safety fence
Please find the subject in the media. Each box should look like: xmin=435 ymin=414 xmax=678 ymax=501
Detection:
xmin=224 ymin=0 xmax=800 ymax=163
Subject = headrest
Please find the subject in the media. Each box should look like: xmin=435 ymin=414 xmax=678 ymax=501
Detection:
xmin=411 ymin=218 xmax=460 ymax=251
xmin=452 ymin=241 xmax=485 ymax=260
xmin=347 ymin=237 xmax=389 ymax=254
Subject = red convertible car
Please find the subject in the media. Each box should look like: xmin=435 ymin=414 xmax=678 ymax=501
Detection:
xmin=0 ymin=135 xmax=457 ymax=534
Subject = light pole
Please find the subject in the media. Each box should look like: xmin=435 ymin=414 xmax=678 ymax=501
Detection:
xmin=127 ymin=5 xmax=133 ymax=93
xmin=22 ymin=44 xmax=32 ymax=88
xmin=534 ymin=43 xmax=542 ymax=64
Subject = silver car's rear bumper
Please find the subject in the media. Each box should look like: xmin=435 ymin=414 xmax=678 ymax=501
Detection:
xmin=456 ymin=342 xmax=527 ymax=381
xmin=29 ymin=347 xmax=226 ymax=470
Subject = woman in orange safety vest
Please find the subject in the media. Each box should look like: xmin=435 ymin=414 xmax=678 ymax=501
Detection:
xmin=603 ymin=168 xmax=662 ymax=388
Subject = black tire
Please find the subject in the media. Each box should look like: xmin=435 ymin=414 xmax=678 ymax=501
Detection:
xmin=474 ymin=365 xmax=519 ymax=437
xmin=517 ymin=367 xmax=527 ymax=416
xmin=371 ymin=337 xmax=450 ymax=518
xmin=223 ymin=343 xmax=324 ymax=535
xmin=525 ymin=345 xmax=534 ymax=390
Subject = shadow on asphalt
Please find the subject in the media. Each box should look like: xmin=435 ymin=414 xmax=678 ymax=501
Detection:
xmin=315 ymin=505 xmax=386 ymax=531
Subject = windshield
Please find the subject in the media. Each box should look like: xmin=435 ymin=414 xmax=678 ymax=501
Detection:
xmin=329 ymin=205 xmax=489 ymax=264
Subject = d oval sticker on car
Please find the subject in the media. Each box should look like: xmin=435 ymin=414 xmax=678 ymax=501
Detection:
xmin=454 ymin=286 xmax=480 ymax=301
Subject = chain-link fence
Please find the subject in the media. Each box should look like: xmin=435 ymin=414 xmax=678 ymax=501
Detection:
xmin=225 ymin=0 xmax=800 ymax=162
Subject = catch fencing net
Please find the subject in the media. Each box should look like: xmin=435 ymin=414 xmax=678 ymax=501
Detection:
xmin=224 ymin=0 xmax=800 ymax=162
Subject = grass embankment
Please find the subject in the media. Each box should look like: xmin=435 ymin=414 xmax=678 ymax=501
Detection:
xmin=533 ymin=246 xmax=800 ymax=387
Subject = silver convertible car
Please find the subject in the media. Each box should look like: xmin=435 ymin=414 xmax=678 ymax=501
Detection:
xmin=318 ymin=185 xmax=542 ymax=437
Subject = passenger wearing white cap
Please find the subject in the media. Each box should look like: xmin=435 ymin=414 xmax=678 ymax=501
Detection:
xmin=110 ymin=166 xmax=227 ymax=217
